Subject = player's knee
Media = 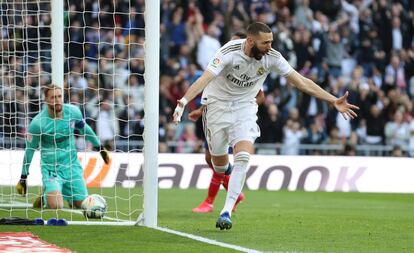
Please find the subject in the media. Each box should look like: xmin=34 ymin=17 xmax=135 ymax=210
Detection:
xmin=205 ymin=154 xmax=212 ymax=168
xmin=72 ymin=200 xmax=83 ymax=209
xmin=212 ymin=162 xmax=229 ymax=173
xmin=234 ymin=151 xmax=250 ymax=171
xmin=48 ymin=202 xmax=63 ymax=210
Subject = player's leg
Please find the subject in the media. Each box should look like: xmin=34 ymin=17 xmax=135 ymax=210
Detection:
xmin=46 ymin=191 xmax=64 ymax=209
xmin=216 ymin=103 xmax=259 ymax=229
xmin=205 ymin=148 xmax=225 ymax=204
xmin=203 ymin=102 xmax=235 ymax=228
xmin=210 ymin=152 xmax=234 ymax=229
xmin=221 ymin=146 xmax=245 ymax=212
xmin=220 ymin=141 xmax=253 ymax=215
xmin=194 ymin=104 xmax=232 ymax=212
xmin=222 ymin=175 xmax=245 ymax=212
xmin=207 ymin=130 xmax=235 ymax=228
xmin=42 ymin=170 xmax=64 ymax=209
xmin=192 ymin=146 xmax=223 ymax=212
xmin=62 ymin=164 xmax=88 ymax=209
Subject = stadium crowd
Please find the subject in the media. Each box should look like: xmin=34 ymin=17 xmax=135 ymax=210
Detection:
xmin=1 ymin=0 xmax=414 ymax=156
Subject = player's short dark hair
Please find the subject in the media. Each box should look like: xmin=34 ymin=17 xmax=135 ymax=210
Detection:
xmin=246 ymin=22 xmax=272 ymax=36
xmin=43 ymin=84 xmax=62 ymax=98
xmin=232 ymin=31 xmax=246 ymax=39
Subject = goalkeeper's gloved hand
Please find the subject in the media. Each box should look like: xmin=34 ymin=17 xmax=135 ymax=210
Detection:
xmin=16 ymin=175 xmax=27 ymax=196
xmin=173 ymin=98 xmax=188 ymax=124
xmin=99 ymin=145 xmax=110 ymax=164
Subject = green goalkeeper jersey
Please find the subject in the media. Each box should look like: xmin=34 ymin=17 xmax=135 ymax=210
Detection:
xmin=21 ymin=104 xmax=101 ymax=176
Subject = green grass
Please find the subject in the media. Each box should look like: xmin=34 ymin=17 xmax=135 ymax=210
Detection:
xmin=1 ymin=188 xmax=414 ymax=253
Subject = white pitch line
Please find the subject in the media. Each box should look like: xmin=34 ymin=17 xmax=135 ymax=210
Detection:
xmin=155 ymin=226 xmax=263 ymax=253
xmin=62 ymin=209 xmax=262 ymax=253
xmin=3 ymin=200 xmax=262 ymax=252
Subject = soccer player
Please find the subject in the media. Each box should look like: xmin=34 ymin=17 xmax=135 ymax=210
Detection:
xmin=191 ymin=31 xmax=258 ymax=213
xmin=16 ymin=85 xmax=110 ymax=209
xmin=173 ymin=22 xmax=358 ymax=230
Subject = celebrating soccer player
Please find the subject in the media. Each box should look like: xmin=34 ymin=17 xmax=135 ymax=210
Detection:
xmin=16 ymin=84 xmax=110 ymax=209
xmin=173 ymin=22 xmax=358 ymax=230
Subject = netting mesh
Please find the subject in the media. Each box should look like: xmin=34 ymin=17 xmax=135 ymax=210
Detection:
xmin=0 ymin=0 xmax=147 ymax=224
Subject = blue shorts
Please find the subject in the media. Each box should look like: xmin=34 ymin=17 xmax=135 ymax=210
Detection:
xmin=42 ymin=164 xmax=88 ymax=205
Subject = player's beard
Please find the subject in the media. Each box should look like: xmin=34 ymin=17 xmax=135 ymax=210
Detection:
xmin=251 ymin=43 xmax=264 ymax=60
xmin=50 ymin=104 xmax=62 ymax=115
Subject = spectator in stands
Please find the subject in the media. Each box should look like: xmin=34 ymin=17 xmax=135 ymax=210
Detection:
xmin=257 ymin=104 xmax=284 ymax=144
xmin=96 ymin=99 xmax=118 ymax=151
xmin=384 ymin=55 xmax=407 ymax=93
xmin=197 ymin=24 xmax=221 ymax=70
xmin=391 ymin=145 xmax=404 ymax=157
xmin=324 ymin=28 xmax=345 ymax=79
xmin=385 ymin=110 xmax=410 ymax=147
xmin=176 ymin=123 xmax=198 ymax=153
xmin=303 ymin=114 xmax=327 ymax=146
xmin=2 ymin=0 xmax=414 ymax=156
xmin=282 ymin=119 xmax=307 ymax=155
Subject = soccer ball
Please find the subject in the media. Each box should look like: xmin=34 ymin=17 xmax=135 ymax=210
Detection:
xmin=81 ymin=194 xmax=107 ymax=219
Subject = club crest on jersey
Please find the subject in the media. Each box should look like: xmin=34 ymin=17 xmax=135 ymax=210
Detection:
xmin=26 ymin=134 xmax=32 ymax=143
xmin=211 ymin=58 xmax=221 ymax=67
xmin=233 ymin=65 xmax=240 ymax=70
xmin=70 ymin=121 xmax=75 ymax=129
xmin=257 ymin=67 xmax=265 ymax=75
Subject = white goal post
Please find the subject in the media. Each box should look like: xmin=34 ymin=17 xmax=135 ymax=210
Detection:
xmin=0 ymin=0 xmax=159 ymax=227
xmin=142 ymin=0 xmax=160 ymax=228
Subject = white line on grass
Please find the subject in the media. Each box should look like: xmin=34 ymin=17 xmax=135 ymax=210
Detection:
xmin=62 ymin=207 xmax=262 ymax=252
xmin=5 ymin=200 xmax=263 ymax=251
xmin=155 ymin=226 xmax=263 ymax=253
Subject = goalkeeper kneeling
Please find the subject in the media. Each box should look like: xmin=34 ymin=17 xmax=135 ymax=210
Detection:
xmin=16 ymin=85 xmax=110 ymax=209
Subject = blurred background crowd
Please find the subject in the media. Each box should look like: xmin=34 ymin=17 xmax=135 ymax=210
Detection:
xmin=1 ymin=0 xmax=414 ymax=156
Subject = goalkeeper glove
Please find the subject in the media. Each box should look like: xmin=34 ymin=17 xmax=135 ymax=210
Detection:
xmin=99 ymin=145 xmax=110 ymax=164
xmin=16 ymin=175 xmax=27 ymax=196
xmin=173 ymin=98 xmax=188 ymax=123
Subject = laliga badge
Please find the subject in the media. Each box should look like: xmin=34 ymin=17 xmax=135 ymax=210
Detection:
xmin=212 ymin=58 xmax=221 ymax=67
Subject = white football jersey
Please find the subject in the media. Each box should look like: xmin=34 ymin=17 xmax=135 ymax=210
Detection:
xmin=202 ymin=39 xmax=293 ymax=104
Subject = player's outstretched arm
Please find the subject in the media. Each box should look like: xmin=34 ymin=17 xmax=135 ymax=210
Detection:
xmin=17 ymin=123 xmax=40 ymax=196
xmin=173 ymin=71 xmax=215 ymax=123
xmin=286 ymin=70 xmax=359 ymax=119
xmin=98 ymin=146 xmax=110 ymax=164
xmin=82 ymin=124 xmax=110 ymax=164
xmin=85 ymin=127 xmax=110 ymax=164
xmin=72 ymin=105 xmax=110 ymax=164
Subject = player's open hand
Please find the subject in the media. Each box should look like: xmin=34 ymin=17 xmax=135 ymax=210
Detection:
xmin=99 ymin=148 xmax=110 ymax=164
xmin=16 ymin=175 xmax=27 ymax=196
xmin=334 ymin=91 xmax=359 ymax=120
xmin=188 ymin=107 xmax=204 ymax=122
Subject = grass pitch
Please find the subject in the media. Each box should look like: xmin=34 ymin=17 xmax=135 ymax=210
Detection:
xmin=1 ymin=188 xmax=413 ymax=252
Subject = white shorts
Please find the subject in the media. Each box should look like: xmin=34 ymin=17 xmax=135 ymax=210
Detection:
xmin=202 ymin=101 xmax=260 ymax=156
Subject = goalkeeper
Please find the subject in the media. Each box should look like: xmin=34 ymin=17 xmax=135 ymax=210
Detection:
xmin=16 ymin=84 xmax=110 ymax=209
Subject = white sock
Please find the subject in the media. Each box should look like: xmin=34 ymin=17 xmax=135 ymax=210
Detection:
xmin=220 ymin=151 xmax=250 ymax=216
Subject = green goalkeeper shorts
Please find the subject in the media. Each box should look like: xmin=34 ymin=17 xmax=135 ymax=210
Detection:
xmin=42 ymin=164 xmax=88 ymax=205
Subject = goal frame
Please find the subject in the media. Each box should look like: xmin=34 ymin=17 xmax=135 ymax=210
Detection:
xmin=49 ymin=0 xmax=159 ymax=227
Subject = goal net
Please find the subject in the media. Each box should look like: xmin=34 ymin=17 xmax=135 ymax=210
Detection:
xmin=0 ymin=0 xmax=159 ymax=226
